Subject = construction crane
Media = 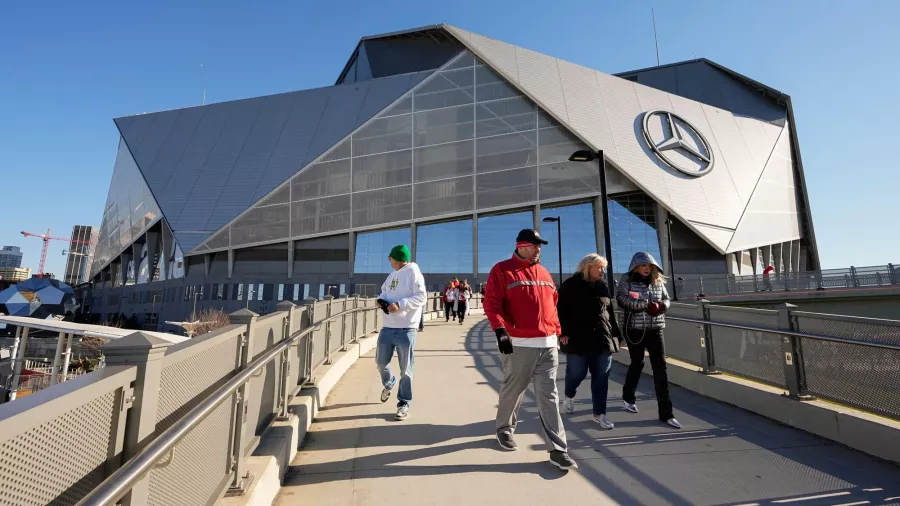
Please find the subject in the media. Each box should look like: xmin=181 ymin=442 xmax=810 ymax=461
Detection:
xmin=20 ymin=229 xmax=96 ymax=278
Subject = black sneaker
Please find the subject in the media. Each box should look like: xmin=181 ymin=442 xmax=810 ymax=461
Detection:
xmin=496 ymin=431 xmax=517 ymax=451
xmin=549 ymin=450 xmax=578 ymax=471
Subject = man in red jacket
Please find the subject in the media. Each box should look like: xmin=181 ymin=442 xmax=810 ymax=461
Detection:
xmin=484 ymin=229 xmax=576 ymax=471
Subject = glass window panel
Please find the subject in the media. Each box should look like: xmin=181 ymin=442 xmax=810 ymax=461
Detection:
xmin=539 ymin=161 xmax=601 ymax=200
xmin=414 ymin=176 xmax=474 ymax=219
xmin=354 ymin=228 xmax=411 ymax=274
xmin=352 ymin=150 xmax=412 ymax=192
xmin=475 ymin=64 xmax=522 ymax=102
xmin=538 ymin=125 xmax=586 ymax=165
xmin=413 ymin=105 xmax=474 ymax=147
xmin=609 ymin=193 xmax=662 ymax=276
xmin=413 ymin=141 xmax=474 ymax=183
xmin=256 ymin=185 xmax=290 ymax=207
xmin=539 ymin=203 xmax=598 ymax=282
xmin=476 ymin=166 xmax=537 ymax=210
xmin=475 ymin=131 xmax=537 ymax=173
xmin=445 ymin=52 xmax=475 ymax=70
xmin=236 ymin=284 xmax=244 ymax=300
xmin=478 ymin=211 xmax=534 ymax=274
xmin=290 ymin=195 xmax=351 ymax=236
xmin=352 ymin=186 xmax=412 ymax=228
xmin=230 ymin=204 xmax=290 ymax=247
xmin=321 ymin=139 xmax=351 ymax=162
xmin=291 ymin=159 xmax=351 ymax=200
xmin=475 ymin=97 xmax=536 ymax=137
xmin=352 ymin=114 xmax=412 ymax=157
xmin=414 ymin=68 xmax=475 ymax=111
xmin=293 ymin=284 xmax=300 ymax=300
xmin=417 ymin=219 xmax=473 ymax=274
xmin=382 ymin=96 xmax=412 ymax=117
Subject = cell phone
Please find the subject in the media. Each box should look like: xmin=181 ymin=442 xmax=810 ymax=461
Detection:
xmin=629 ymin=291 xmax=640 ymax=299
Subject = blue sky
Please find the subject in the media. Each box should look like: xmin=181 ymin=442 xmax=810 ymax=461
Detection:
xmin=1 ymin=0 xmax=898 ymax=276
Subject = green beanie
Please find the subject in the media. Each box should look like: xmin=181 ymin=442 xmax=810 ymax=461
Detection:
xmin=389 ymin=244 xmax=411 ymax=262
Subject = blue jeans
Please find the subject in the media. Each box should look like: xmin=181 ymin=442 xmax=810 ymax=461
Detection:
xmin=564 ymin=352 xmax=612 ymax=415
xmin=376 ymin=327 xmax=416 ymax=406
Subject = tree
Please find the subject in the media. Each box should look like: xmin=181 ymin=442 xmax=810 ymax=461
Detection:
xmin=193 ymin=307 xmax=231 ymax=337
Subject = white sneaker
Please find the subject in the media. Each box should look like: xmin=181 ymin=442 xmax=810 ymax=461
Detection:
xmin=665 ymin=418 xmax=682 ymax=429
xmin=395 ymin=404 xmax=409 ymax=421
xmin=623 ymin=401 xmax=638 ymax=414
xmin=562 ymin=397 xmax=575 ymax=414
xmin=593 ymin=414 xmax=614 ymax=429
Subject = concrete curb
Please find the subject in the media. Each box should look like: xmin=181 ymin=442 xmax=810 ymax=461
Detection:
xmin=218 ymin=308 xmax=456 ymax=506
xmin=611 ymin=353 xmax=900 ymax=465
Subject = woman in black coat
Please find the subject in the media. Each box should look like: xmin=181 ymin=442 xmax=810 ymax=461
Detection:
xmin=558 ymin=253 xmax=622 ymax=429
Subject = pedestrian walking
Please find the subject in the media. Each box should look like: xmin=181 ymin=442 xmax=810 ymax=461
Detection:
xmin=617 ymin=252 xmax=681 ymax=429
xmin=484 ymin=229 xmax=577 ymax=471
xmin=443 ymin=281 xmax=457 ymax=322
xmin=375 ymin=244 xmax=427 ymax=421
xmin=454 ymin=280 xmax=471 ymax=324
xmin=763 ymin=265 xmax=775 ymax=291
xmin=558 ymin=253 xmax=621 ymax=429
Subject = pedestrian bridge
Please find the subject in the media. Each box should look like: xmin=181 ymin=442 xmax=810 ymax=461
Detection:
xmin=1 ymin=297 xmax=899 ymax=506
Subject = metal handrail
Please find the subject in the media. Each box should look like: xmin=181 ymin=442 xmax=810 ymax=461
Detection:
xmin=667 ymin=315 xmax=900 ymax=352
xmin=75 ymin=305 xmax=378 ymax=506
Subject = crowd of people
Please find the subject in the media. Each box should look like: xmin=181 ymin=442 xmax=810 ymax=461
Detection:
xmin=371 ymin=228 xmax=678 ymax=471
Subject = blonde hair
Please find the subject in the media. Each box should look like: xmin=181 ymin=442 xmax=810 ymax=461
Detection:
xmin=576 ymin=253 xmax=608 ymax=279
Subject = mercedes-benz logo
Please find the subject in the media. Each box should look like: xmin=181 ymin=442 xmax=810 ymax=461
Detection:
xmin=641 ymin=110 xmax=714 ymax=177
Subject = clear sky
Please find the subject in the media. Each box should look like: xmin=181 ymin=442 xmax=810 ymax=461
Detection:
xmin=1 ymin=0 xmax=898 ymax=277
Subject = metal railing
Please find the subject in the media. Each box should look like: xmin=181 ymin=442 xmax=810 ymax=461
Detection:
xmin=675 ymin=262 xmax=899 ymax=298
xmin=0 ymin=293 xmax=452 ymax=506
xmin=655 ymin=301 xmax=900 ymax=421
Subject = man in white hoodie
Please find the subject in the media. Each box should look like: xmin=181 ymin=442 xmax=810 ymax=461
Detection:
xmin=375 ymin=244 xmax=427 ymax=420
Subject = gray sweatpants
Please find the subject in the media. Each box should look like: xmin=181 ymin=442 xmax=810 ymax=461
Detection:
xmin=495 ymin=346 xmax=567 ymax=452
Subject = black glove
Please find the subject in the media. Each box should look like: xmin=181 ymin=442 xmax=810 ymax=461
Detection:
xmin=495 ymin=328 xmax=514 ymax=355
xmin=376 ymin=298 xmax=390 ymax=314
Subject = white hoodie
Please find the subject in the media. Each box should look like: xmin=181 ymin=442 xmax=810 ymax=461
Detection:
xmin=378 ymin=262 xmax=427 ymax=329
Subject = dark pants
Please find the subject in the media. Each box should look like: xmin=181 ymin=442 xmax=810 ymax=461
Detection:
xmin=445 ymin=302 xmax=456 ymax=321
xmin=456 ymin=302 xmax=468 ymax=323
xmin=564 ymin=352 xmax=612 ymax=415
xmin=622 ymin=328 xmax=674 ymax=421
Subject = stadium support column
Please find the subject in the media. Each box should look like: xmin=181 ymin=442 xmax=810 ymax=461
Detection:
xmin=533 ymin=205 xmax=541 ymax=232
xmin=287 ymin=240 xmax=294 ymax=279
xmin=411 ymin=223 xmax=417 ymax=262
xmin=348 ymin=232 xmax=355 ymax=279
xmin=227 ymin=249 xmax=234 ymax=279
xmin=472 ymin=214 xmax=478 ymax=282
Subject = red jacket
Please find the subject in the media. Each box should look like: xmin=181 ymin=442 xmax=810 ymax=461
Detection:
xmin=484 ymin=254 xmax=561 ymax=338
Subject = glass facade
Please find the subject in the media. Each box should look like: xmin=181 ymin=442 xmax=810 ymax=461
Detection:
xmin=416 ymin=219 xmax=473 ymax=274
xmin=91 ymin=138 xmax=162 ymax=279
xmin=205 ymin=50 xmax=594 ymax=252
xmin=477 ymin=211 xmax=533 ymax=274
xmin=609 ymin=193 xmax=662 ymax=277
xmin=354 ymin=228 xmax=411 ymax=274
xmin=540 ymin=202 xmax=598 ymax=281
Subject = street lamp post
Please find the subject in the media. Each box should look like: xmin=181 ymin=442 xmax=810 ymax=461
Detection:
xmin=542 ymin=216 xmax=563 ymax=286
xmin=192 ymin=288 xmax=203 ymax=321
xmin=664 ymin=217 xmax=678 ymax=301
xmin=568 ymin=149 xmax=615 ymax=287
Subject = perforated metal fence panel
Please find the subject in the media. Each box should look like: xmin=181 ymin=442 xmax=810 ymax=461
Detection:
xmin=707 ymin=306 xmax=786 ymax=388
xmin=794 ymin=312 xmax=900 ymax=420
xmin=0 ymin=368 xmax=133 ymax=506
xmin=149 ymin=328 xmax=242 ymax=506
xmin=664 ymin=303 xmax=701 ymax=366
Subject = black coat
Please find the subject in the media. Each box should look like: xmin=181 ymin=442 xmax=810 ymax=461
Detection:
xmin=557 ymin=273 xmax=622 ymax=355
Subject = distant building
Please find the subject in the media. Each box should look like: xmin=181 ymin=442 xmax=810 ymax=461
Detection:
xmin=0 ymin=267 xmax=31 ymax=282
xmin=0 ymin=247 xmax=23 ymax=269
xmin=63 ymin=225 xmax=99 ymax=286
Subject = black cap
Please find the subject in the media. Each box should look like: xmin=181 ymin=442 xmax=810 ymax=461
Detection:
xmin=516 ymin=228 xmax=549 ymax=245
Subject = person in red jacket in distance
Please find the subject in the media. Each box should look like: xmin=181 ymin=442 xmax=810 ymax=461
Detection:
xmin=484 ymin=229 xmax=576 ymax=471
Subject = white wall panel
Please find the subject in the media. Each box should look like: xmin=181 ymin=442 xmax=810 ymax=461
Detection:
xmin=668 ymin=94 xmax=743 ymax=227
xmin=556 ymin=59 xmax=618 ymax=164
xmin=728 ymin=124 xmax=801 ymax=252
xmin=455 ymin=29 xmax=520 ymax=84
xmin=514 ymin=46 xmax=568 ymax=124
xmin=701 ymin=105 xmax=760 ymax=203
xmin=734 ymin=116 xmax=779 ymax=173
xmin=689 ymin=222 xmax=733 ymax=252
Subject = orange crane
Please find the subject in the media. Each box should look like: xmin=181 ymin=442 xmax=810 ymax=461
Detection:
xmin=20 ymin=229 xmax=97 ymax=278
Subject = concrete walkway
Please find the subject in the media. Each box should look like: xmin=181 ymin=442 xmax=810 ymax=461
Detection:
xmin=276 ymin=316 xmax=900 ymax=506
